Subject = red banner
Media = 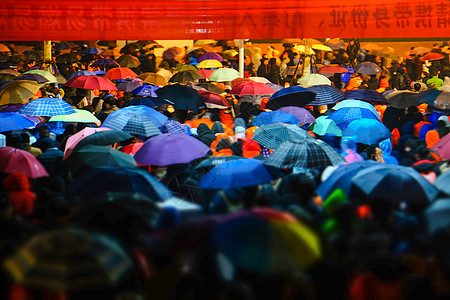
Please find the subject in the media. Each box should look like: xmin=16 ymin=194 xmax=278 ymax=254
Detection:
xmin=1 ymin=0 xmax=449 ymax=41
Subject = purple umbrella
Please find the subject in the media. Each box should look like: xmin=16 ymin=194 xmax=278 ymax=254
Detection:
xmin=132 ymin=85 xmax=160 ymax=97
xmin=116 ymin=81 xmax=142 ymax=92
xmin=197 ymin=52 xmax=223 ymax=63
xmin=91 ymin=59 xmax=119 ymax=68
xmin=279 ymin=106 xmax=316 ymax=124
xmin=14 ymin=73 xmax=49 ymax=84
xmin=134 ymin=133 xmax=210 ymax=166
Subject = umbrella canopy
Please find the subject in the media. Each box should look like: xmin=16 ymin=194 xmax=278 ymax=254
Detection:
xmin=0 ymin=74 xmax=16 ymax=82
xmin=318 ymin=64 xmax=349 ymax=74
xmin=48 ymin=109 xmax=100 ymax=125
xmin=116 ymin=54 xmax=141 ymax=68
xmin=332 ymin=99 xmax=379 ymax=116
xmin=91 ymin=59 xmax=119 ymax=68
xmin=0 ymin=80 xmax=41 ymax=106
xmin=420 ymin=53 xmax=445 ymax=62
xmin=174 ymin=64 xmax=198 ymax=72
xmin=197 ymin=82 xmax=224 ymax=94
xmin=14 ymin=73 xmax=49 ymax=84
xmin=324 ymin=38 xmax=346 ymax=50
xmin=156 ymin=84 xmax=206 ymax=112
xmin=69 ymin=70 xmax=96 ymax=79
xmin=194 ymin=155 xmax=243 ymax=173
xmin=198 ymin=69 xmax=214 ymax=79
xmin=424 ymin=199 xmax=450 ymax=234
xmin=416 ymin=89 xmax=442 ymax=105
xmin=231 ymin=78 xmax=254 ymax=88
xmin=104 ymin=67 xmax=138 ymax=80
xmin=71 ymin=130 xmax=133 ymax=154
xmin=116 ymin=80 xmax=142 ymax=92
xmin=197 ymin=52 xmax=223 ymax=62
xmin=327 ymin=107 xmax=380 ymax=130
xmin=68 ymin=166 xmax=173 ymax=200
xmin=387 ymin=90 xmax=420 ymax=109
xmin=343 ymin=89 xmax=388 ymax=105
xmin=266 ymin=86 xmax=316 ymax=110
xmin=64 ymin=127 xmax=111 ymax=159
xmin=64 ymin=75 xmax=117 ymax=91
xmin=102 ymin=111 xmax=162 ymax=137
xmin=343 ymin=119 xmax=391 ymax=145
xmin=119 ymin=142 xmax=144 ymax=155
xmin=138 ymin=72 xmax=168 ymax=86
xmin=230 ymin=81 xmax=275 ymax=96
xmin=159 ymin=119 xmax=190 ymax=134
xmin=23 ymin=70 xmax=57 ymax=83
xmin=198 ymin=90 xmax=231 ymax=109
xmin=278 ymin=106 xmax=316 ymax=124
xmin=351 ymin=164 xmax=439 ymax=204
xmin=311 ymin=116 xmax=343 ymax=137
xmin=411 ymin=47 xmax=431 ymax=55
xmin=18 ymin=97 xmax=76 ymax=117
xmin=431 ymin=133 xmax=450 ymax=159
xmin=125 ymin=96 xmax=166 ymax=108
xmin=199 ymin=158 xmax=279 ymax=189
xmin=213 ymin=207 xmax=321 ymax=274
xmin=0 ymin=112 xmax=35 ymax=132
xmin=266 ymin=82 xmax=284 ymax=92
xmin=82 ymin=47 xmax=103 ymax=54
xmin=134 ymin=133 xmax=210 ymax=166
xmin=163 ymin=47 xmax=183 ymax=60
xmin=4 ymin=227 xmax=133 ymax=291
xmin=56 ymin=52 xmax=81 ymax=63
xmin=433 ymin=92 xmax=450 ymax=109
xmin=434 ymin=171 xmax=450 ymax=196
xmin=0 ymin=146 xmax=49 ymax=178
xmin=197 ymin=59 xmax=222 ymax=69
xmin=253 ymin=122 xmax=313 ymax=149
xmin=298 ymin=74 xmax=332 ymax=86
xmin=64 ymin=145 xmax=137 ymax=176
xmin=265 ymin=138 xmax=345 ymax=169
xmin=249 ymin=76 xmax=271 ymax=84
xmin=306 ymin=85 xmax=345 ymax=106
xmin=131 ymin=84 xmax=160 ymax=97
xmin=251 ymin=111 xmax=300 ymax=127
xmin=169 ymin=70 xmax=203 ymax=83
xmin=355 ymin=61 xmax=381 ymax=75
xmin=209 ymin=68 xmax=240 ymax=82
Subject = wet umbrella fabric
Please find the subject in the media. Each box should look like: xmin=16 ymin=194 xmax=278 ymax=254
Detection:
xmin=14 ymin=73 xmax=49 ymax=84
xmin=64 ymin=127 xmax=111 ymax=159
xmin=332 ymin=100 xmax=379 ymax=116
xmin=416 ymin=89 xmax=442 ymax=106
xmin=125 ymin=97 xmax=166 ymax=108
xmin=311 ymin=116 xmax=343 ymax=137
xmin=209 ymin=68 xmax=240 ymax=82
xmin=131 ymin=85 xmax=160 ymax=97
xmin=343 ymin=90 xmax=388 ymax=104
xmin=169 ymin=70 xmax=203 ymax=83
xmin=138 ymin=72 xmax=168 ymax=86
xmin=0 ymin=112 xmax=35 ymax=132
xmin=91 ymin=59 xmax=119 ymax=68
xmin=354 ymin=62 xmax=381 ymax=75
xmin=434 ymin=171 xmax=450 ymax=196
xmin=387 ymin=91 xmax=420 ymax=109
xmin=64 ymin=75 xmax=117 ymax=91
xmin=0 ymin=146 xmax=49 ymax=178
xmin=327 ymin=107 xmax=380 ymax=130
xmin=343 ymin=119 xmax=391 ymax=145
xmin=279 ymin=106 xmax=316 ymax=124
xmin=432 ymin=133 xmax=450 ymax=160
xmin=102 ymin=112 xmax=162 ymax=137
xmin=18 ymin=98 xmax=76 ymax=116
xmin=424 ymin=199 xmax=450 ymax=234
xmin=70 ymin=130 xmax=133 ymax=154
xmin=194 ymin=156 xmax=243 ymax=173
xmin=253 ymin=122 xmax=313 ymax=150
xmin=106 ymin=105 xmax=168 ymax=127
xmin=156 ymin=84 xmax=205 ymax=112
xmin=266 ymin=86 xmax=316 ymax=110
xmin=0 ymin=80 xmax=41 ymax=106
xmin=116 ymin=81 xmax=142 ymax=92
xmin=230 ymin=82 xmax=275 ymax=96
xmin=104 ymin=67 xmax=138 ymax=80
xmin=251 ymin=111 xmax=300 ymax=127
xmin=197 ymin=52 xmax=223 ymax=62
xmin=69 ymin=70 xmax=96 ymax=79
xmin=298 ymin=74 xmax=331 ymax=87
xmin=306 ymin=85 xmax=345 ymax=106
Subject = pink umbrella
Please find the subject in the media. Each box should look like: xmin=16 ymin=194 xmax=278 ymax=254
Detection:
xmin=198 ymin=69 xmax=214 ymax=79
xmin=0 ymin=147 xmax=48 ymax=178
xmin=64 ymin=75 xmax=118 ymax=91
xmin=230 ymin=82 xmax=275 ymax=96
xmin=279 ymin=106 xmax=316 ymax=124
xmin=64 ymin=127 xmax=111 ymax=159
xmin=432 ymin=133 xmax=450 ymax=159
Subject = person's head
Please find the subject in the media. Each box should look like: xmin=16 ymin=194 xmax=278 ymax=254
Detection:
xmin=268 ymin=57 xmax=277 ymax=65
xmin=429 ymin=67 xmax=439 ymax=77
xmin=103 ymin=95 xmax=117 ymax=108
xmin=38 ymin=126 xmax=50 ymax=138
xmin=367 ymin=145 xmax=384 ymax=162
xmin=407 ymin=105 xmax=419 ymax=114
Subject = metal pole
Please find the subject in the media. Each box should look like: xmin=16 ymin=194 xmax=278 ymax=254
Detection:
xmin=234 ymin=39 xmax=245 ymax=78
xmin=43 ymin=41 xmax=52 ymax=73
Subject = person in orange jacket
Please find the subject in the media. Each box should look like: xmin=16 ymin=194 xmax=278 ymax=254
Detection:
xmin=343 ymin=72 xmax=363 ymax=92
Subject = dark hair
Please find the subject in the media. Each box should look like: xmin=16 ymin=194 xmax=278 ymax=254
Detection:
xmin=269 ymin=57 xmax=277 ymax=65
xmin=429 ymin=67 xmax=439 ymax=77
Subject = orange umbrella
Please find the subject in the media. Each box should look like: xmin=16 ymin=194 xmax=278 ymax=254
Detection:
xmin=104 ymin=67 xmax=138 ymax=80
xmin=138 ymin=72 xmax=168 ymax=86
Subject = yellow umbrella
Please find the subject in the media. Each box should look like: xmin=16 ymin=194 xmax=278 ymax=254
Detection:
xmin=138 ymin=72 xmax=168 ymax=86
xmin=0 ymin=80 xmax=41 ymax=106
xmin=23 ymin=70 xmax=57 ymax=83
xmin=312 ymin=44 xmax=333 ymax=52
xmin=194 ymin=40 xmax=216 ymax=45
xmin=0 ymin=43 xmax=11 ymax=52
xmin=49 ymin=109 xmax=101 ymax=126
xmin=197 ymin=59 xmax=223 ymax=69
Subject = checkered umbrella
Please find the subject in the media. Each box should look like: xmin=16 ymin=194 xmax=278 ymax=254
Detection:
xmin=264 ymin=138 xmax=345 ymax=169
xmin=306 ymin=85 xmax=344 ymax=106
xmin=327 ymin=107 xmax=380 ymax=130
xmin=102 ymin=112 xmax=161 ymax=137
xmin=253 ymin=122 xmax=314 ymax=149
xmin=0 ymin=112 xmax=35 ymax=133
xmin=18 ymin=98 xmax=76 ymax=116
xmin=251 ymin=111 xmax=300 ymax=127
xmin=159 ymin=119 xmax=190 ymax=134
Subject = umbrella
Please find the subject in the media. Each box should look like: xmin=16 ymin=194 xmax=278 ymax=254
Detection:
xmin=266 ymin=86 xmax=316 ymax=110
xmin=197 ymin=59 xmax=223 ymax=69
xmin=324 ymin=38 xmax=346 ymax=50
xmin=251 ymin=111 xmax=300 ymax=127
xmin=163 ymin=47 xmax=183 ymax=60
xmin=311 ymin=116 xmax=343 ymax=137
xmin=125 ymin=96 xmax=166 ymax=108
xmin=119 ymin=142 xmax=144 ymax=155
xmin=249 ymin=77 xmax=271 ymax=84
xmin=318 ymin=65 xmax=349 ymax=74
xmin=231 ymin=78 xmax=254 ymax=88
xmin=159 ymin=119 xmax=190 ymax=134
xmin=131 ymin=84 xmax=160 ymax=97
xmin=104 ymin=67 xmax=138 ymax=80
xmin=298 ymin=74 xmax=331 ymax=87
xmin=14 ymin=73 xmax=49 ymax=84
xmin=138 ymin=72 xmax=168 ymax=86
xmin=197 ymin=82 xmax=225 ymax=94
xmin=156 ymin=84 xmax=206 ymax=112
xmin=0 ymin=69 xmax=21 ymax=76
xmin=116 ymin=80 xmax=142 ymax=92
xmin=327 ymin=107 xmax=381 ymax=130
xmin=63 ymin=127 xmax=111 ymax=159
xmin=82 ymin=47 xmax=103 ymax=54
xmin=0 ymin=80 xmax=41 ymax=106
xmin=433 ymin=92 xmax=450 ymax=109
xmin=0 ymin=74 xmax=16 ymax=82
xmin=332 ymin=99 xmax=379 ymax=116
xmin=91 ymin=59 xmax=119 ymax=68
xmin=387 ymin=90 xmax=420 ymax=109
xmin=198 ymin=90 xmax=231 ymax=109
xmin=411 ymin=47 xmax=431 ymax=55
xmin=351 ymin=164 xmax=439 ymax=204
xmin=64 ymin=145 xmax=137 ymax=176
xmin=0 ymin=112 xmax=35 ymax=132
xmin=199 ymin=158 xmax=278 ymax=189
xmin=343 ymin=119 xmax=391 ymax=145
xmin=279 ymin=106 xmax=316 ymax=124
xmin=209 ymin=68 xmax=240 ymax=82
xmin=0 ymin=43 xmax=11 ymax=51
xmin=416 ymin=89 xmax=442 ymax=105
xmin=424 ymin=199 xmax=450 ymax=234
xmin=432 ymin=133 xmax=450 ymax=159
xmin=194 ymin=155 xmax=243 ymax=173
xmin=434 ymin=171 xmax=450 ymax=196
xmin=18 ymin=97 xmax=76 ymax=116
xmin=420 ymin=53 xmax=445 ymax=62
xmin=198 ymin=69 xmax=214 ymax=79
xmin=134 ymin=133 xmax=210 ymax=166
xmin=64 ymin=75 xmax=117 ymax=91
xmin=174 ymin=64 xmax=198 ymax=73
xmin=4 ymin=227 xmax=133 ymax=291
xmin=101 ymin=47 xmax=121 ymax=58
xmin=266 ymin=82 xmax=284 ymax=92
xmin=312 ymin=44 xmax=333 ymax=51
xmin=197 ymin=52 xmax=223 ymax=62
xmin=355 ymin=62 xmax=381 ymax=75
xmin=116 ymin=54 xmax=141 ymax=68
xmin=23 ymin=70 xmax=57 ymax=83
xmin=253 ymin=122 xmax=314 ymax=149
xmin=70 ymin=130 xmax=133 ymax=154
xmin=343 ymin=89 xmax=388 ymax=105
xmin=169 ymin=70 xmax=203 ymax=83
xmin=0 ymin=146 xmax=48 ymax=178
xmin=102 ymin=111 xmax=162 ymax=137
xmin=306 ymin=85 xmax=345 ymax=106
xmin=317 ymin=160 xmax=379 ymax=200
xmin=213 ymin=207 xmax=321 ymax=274
xmin=69 ymin=70 xmax=96 ymax=80
xmin=48 ymin=109 xmax=100 ymax=125
xmin=230 ymin=81 xmax=275 ymax=96
xmin=264 ymin=138 xmax=345 ymax=169
xmin=68 ymin=166 xmax=173 ymax=201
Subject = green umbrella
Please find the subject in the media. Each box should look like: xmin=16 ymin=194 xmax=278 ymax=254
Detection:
xmin=49 ymin=109 xmax=100 ymax=125
xmin=310 ymin=116 xmax=343 ymax=137
xmin=209 ymin=68 xmax=240 ymax=82
xmin=23 ymin=69 xmax=57 ymax=83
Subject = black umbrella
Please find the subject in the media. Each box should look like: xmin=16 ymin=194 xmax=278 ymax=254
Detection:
xmin=56 ymin=52 xmax=81 ymax=64
xmin=169 ymin=70 xmax=203 ymax=83
xmin=266 ymin=86 xmax=316 ymax=110
xmin=343 ymin=89 xmax=388 ymax=105
xmin=156 ymin=84 xmax=206 ymax=112
xmin=386 ymin=90 xmax=420 ymax=109
xmin=70 ymin=130 xmax=133 ymax=154
xmin=197 ymin=82 xmax=225 ymax=94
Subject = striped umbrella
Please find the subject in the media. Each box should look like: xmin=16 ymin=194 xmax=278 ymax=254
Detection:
xmin=102 ymin=112 xmax=161 ymax=137
xmin=0 ymin=112 xmax=35 ymax=132
xmin=327 ymin=107 xmax=380 ymax=130
xmin=306 ymin=85 xmax=344 ymax=106
xmin=343 ymin=89 xmax=388 ymax=104
xmin=91 ymin=59 xmax=119 ymax=68
xmin=18 ymin=98 xmax=76 ymax=116
xmin=14 ymin=73 xmax=49 ymax=84
xmin=253 ymin=122 xmax=314 ymax=150
xmin=23 ymin=70 xmax=58 ymax=83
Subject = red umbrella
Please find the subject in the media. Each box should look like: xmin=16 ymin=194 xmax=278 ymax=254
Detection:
xmin=119 ymin=142 xmax=144 ymax=155
xmin=198 ymin=69 xmax=214 ymax=79
xmin=198 ymin=90 xmax=231 ymax=109
xmin=318 ymin=64 xmax=350 ymax=74
xmin=64 ymin=75 xmax=117 ymax=91
xmin=104 ymin=67 xmax=138 ymax=80
xmin=432 ymin=133 xmax=450 ymax=160
xmin=230 ymin=81 xmax=275 ymax=96
xmin=231 ymin=77 xmax=254 ymax=88
xmin=420 ymin=53 xmax=445 ymax=62
xmin=0 ymin=147 xmax=48 ymax=178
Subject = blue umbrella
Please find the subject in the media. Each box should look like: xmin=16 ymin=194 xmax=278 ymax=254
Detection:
xmin=306 ymin=85 xmax=344 ymax=106
xmin=199 ymin=158 xmax=278 ymax=189
xmin=251 ymin=110 xmax=300 ymax=127
xmin=132 ymin=84 xmax=160 ymax=97
xmin=343 ymin=119 xmax=391 ymax=145
xmin=69 ymin=71 xmax=96 ymax=79
xmin=68 ymin=166 xmax=173 ymax=201
xmin=102 ymin=113 xmax=161 ymax=137
xmin=253 ymin=122 xmax=313 ymax=149
xmin=91 ymin=59 xmax=119 ymax=68
xmin=351 ymin=164 xmax=439 ymax=204
xmin=156 ymin=84 xmax=205 ymax=112
xmin=266 ymin=86 xmax=316 ymax=110
xmin=125 ymin=97 xmax=166 ymax=108
xmin=116 ymin=81 xmax=142 ymax=92
xmin=18 ymin=98 xmax=76 ymax=117
xmin=82 ymin=47 xmax=103 ymax=54
xmin=343 ymin=89 xmax=388 ymax=105
xmin=327 ymin=107 xmax=380 ymax=130
xmin=107 ymin=105 xmax=168 ymax=127
xmin=332 ymin=99 xmax=379 ymax=116
xmin=0 ymin=112 xmax=35 ymax=133
xmin=94 ymin=70 xmax=107 ymax=76
xmin=416 ymin=89 xmax=443 ymax=105
xmin=434 ymin=171 xmax=450 ymax=196
xmin=424 ymin=199 xmax=450 ymax=234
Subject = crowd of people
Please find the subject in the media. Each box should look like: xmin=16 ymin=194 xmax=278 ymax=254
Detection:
xmin=0 ymin=39 xmax=450 ymax=299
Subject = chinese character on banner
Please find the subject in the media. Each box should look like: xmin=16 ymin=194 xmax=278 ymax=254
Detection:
xmin=329 ymin=6 xmax=348 ymax=28
xmin=66 ymin=6 xmax=87 ymax=31
xmin=37 ymin=6 xmax=63 ymax=32
xmin=435 ymin=3 xmax=450 ymax=29
xmin=352 ymin=6 xmax=368 ymax=28
xmin=262 ymin=12 xmax=280 ymax=38
xmin=90 ymin=6 xmax=111 ymax=31
xmin=373 ymin=5 xmax=390 ymax=28
xmin=13 ymin=5 xmax=34 ymax=31
xmin=415 ymin=4 xmax=433 ymax=28
xmin=393 ymin=3 xmax=412 ymax=28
